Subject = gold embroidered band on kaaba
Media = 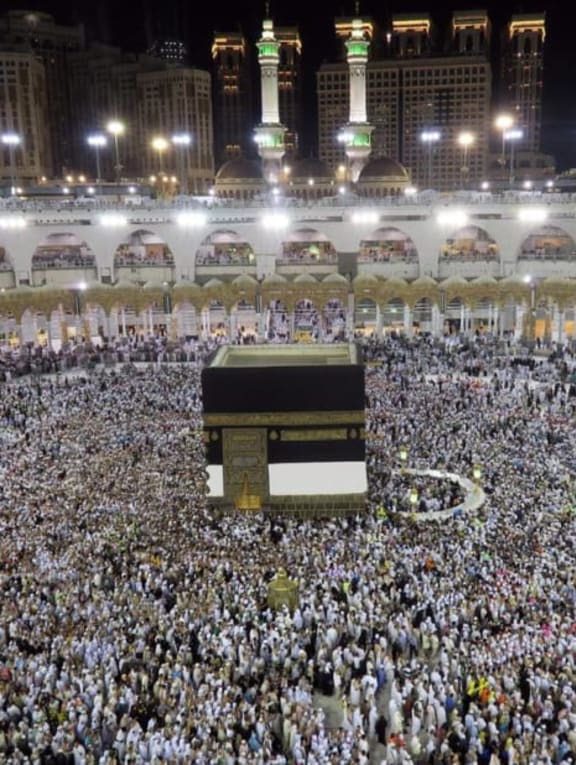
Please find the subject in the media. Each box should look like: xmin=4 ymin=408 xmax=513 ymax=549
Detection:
xmin=203 ymin=410 xmax=366 ymax=428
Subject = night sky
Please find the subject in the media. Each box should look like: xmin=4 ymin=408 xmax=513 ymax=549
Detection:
xmin=5 ymin=0 xmax=576 ymax=168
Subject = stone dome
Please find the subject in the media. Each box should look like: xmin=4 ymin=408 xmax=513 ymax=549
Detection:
xmin=289 ymin=158 xmax=334 ymax=182
xmin=358 ymin=157 xmax=409 ymax=181
xmin=215 ymin=158 xmax=264 ymax=182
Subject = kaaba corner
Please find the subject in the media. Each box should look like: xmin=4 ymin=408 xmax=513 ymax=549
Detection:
xmin=201 ymin=344 xmax=367 ymax=516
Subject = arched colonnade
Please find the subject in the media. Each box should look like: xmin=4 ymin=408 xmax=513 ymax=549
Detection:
xmin=2 ymin=273 xmax=576 ymax=348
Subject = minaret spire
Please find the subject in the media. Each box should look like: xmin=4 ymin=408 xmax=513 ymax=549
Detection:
xmin=254 ymin=11 xmax=287 ymax=181
xmin=338 ymin=10 xmax=373 ymax=182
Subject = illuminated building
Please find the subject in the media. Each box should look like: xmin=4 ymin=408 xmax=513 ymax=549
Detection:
xmin=254 ymin=14 xmax=287 ymax=179
xmin=137 ymin=68 xmax=214 ymax=193
xmin=0 ymin=10 xmax=84 ymax=177
xmin=503 ymin=14 xmax=546 ymax=154
xmin=148 ymin=38 xmax=187 ymax=65
xmin=318 ymin=11 xmax=491 ymax=190
xmin=0 ymin=51 xmax=51 ymax=183
xmin=211 ymin=32 xmax=253 ymax=163
xmin=276 ymin=27 xmax=302 ymax=159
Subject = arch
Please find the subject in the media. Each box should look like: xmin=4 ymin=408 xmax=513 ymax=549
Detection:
xmin=208 ymin=299 xmax=227 ymax=337
xmin=294 ymin=298 xmax=319 ymax=340
xmin=0 ymin=242 xmax=14 ymax=271
xmin=32 ymin=233 xmax=96 ymax=270
xmin=518 ymin=226 xmax=576 ymax=262
xmin=359 ymin=227 xmax=418 ymax=265
xmin=195 ymin=229 xmax=255 ymax=266
xmin=382 ymin=297 xmax=405 ymax=327
xmin=322 ymin=298 xmax=347 ymax=340
xmin=281 ymin=228 xmax=336 ymax=264
xmin=0 ymin=242 xmax=15 ymax=289
xmin=440 ymin=226 xmax=499 ymax=263
xmin=413 ymin=297 xmax=433 ymax=325
xmin=232 ymin=299 xmax=258 ymax=341
xmin=355 ymin=297 xmax=377 ymax=333
xmin=267 ymin=298 xmax=289 ymax=341
xmin=114 ymin=229 xmax=174 ymax=268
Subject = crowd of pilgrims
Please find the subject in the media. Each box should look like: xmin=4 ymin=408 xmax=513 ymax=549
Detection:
xmin=0 ymin=334 xmax=576 ymax=764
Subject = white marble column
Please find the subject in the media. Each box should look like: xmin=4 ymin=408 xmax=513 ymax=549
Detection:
xmin=376 ymin=304 xmax=383 ymax=336
xmin=404 ymin=305 xmax=412 ymax=337
xmin=557 ymin=307 xmax=565 ymax=345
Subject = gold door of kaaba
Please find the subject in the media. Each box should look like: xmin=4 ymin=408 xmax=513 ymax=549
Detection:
xmin=222 ymin=428 xmax=269 ymax=502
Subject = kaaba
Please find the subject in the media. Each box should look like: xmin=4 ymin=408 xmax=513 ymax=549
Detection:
xmin=202 ymin=344 xmax=366 ymax=515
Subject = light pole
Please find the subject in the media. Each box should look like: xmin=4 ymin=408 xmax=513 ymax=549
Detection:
xmin=1 ymin=133 xmax=22 ymax=195
xmin=171 ymin=133 xmax=191 ymax=195
xmin=504 ymin=129 xmax=523 ymax=188
xmin=87 ymin=134 xmax=107 ymax=184
xmin=494 ymin=114 xmax=514 ymax=177
xmin=457 ymin=131 xmax=475 ymax=190
xmin=151 ymin=136 xmax=169 ymax=173
xmin=106 ymin=120 xmax=125 ymax=183
xmin=420 ymin=130 xmax=441 ymax=189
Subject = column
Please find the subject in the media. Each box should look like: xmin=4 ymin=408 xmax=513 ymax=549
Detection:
xmin=376 ymin=304 xmax=384 ymax=336
xmin=229 ymin=309 xmax=237 ymax=341
xmin=431 ymin=304 xmax=442 ymax=337
xmin=404 ymin=304 xmax=412 ymax=337
xmin=515 ymin=304 xmax=525 ymax=341
xmin=557 ymin=307 xmax=565 ymax=346
xmin=492 ymin=305 xmax=500 ymax=337
xmin=346 ymin=291 xmax=355 ymax=339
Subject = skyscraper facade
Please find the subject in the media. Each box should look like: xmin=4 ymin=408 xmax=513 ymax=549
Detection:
xmin=0 ymin=50 xmax=51 ymax=183
xmin=137 ymin=67 xmax=214 ymax=192
xmin=318 ymin=11 xmax=497 ymax=190
xmin=276 ymin=27 xmax=302 ymax=159
xmin=211 ymin=33 xmax=253 ymax=164
xmin=502 ymin=14 xmax=545 ymax=154
xmin=0 ymin=10 xmax=84 ymax=177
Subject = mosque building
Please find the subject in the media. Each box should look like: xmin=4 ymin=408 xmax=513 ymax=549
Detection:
xmin=0 ymin=10 xmax=574 ymax=350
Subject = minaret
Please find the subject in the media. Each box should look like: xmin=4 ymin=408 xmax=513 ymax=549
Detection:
xmin=339 ymin=11 xmax=373 ymax=182
xmin=254 ymin=10 xmax=286 ymax=181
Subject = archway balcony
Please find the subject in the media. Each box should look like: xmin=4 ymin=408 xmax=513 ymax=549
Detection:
xmin=277 ymin=228 xmax=338 ymax=278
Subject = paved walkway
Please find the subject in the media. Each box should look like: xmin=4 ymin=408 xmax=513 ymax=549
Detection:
xmin=392 ymin=467 xmax=486 ymax=521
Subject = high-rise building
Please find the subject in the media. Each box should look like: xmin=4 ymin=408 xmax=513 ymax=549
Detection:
xmin=69 ymin=45 xmax=161 ymax=178
xmin=391 ymin=14 xmax=432 ymax=58
xmin=276 ymin=27 xmax=302 ymax=159
xmin=502 ymin=14 xmax=545 ymax=153
xmin=137 ymin=67 xmax=214 ymax=193
xmin=0 ymin=10 xmax=84 ymax=178
xmin=318 ymin=11 xmax=493 ymax=190
xmin=0 ymin=50 xmax=51 ymax=183
xmin=400 ymin=56 xmax=491 ymax=189
xmin=211 ymin=33 xmax=253 ymax=163
xmin=148 ymin=39 xmax=188 ymax=65
xmin=452 ymin=10 xmax=491 ymax=56
xmin=70 ymin=45 xmax=214 ymax=189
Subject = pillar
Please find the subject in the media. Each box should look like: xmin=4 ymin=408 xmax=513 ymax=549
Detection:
xmin=404 ymin=305 xmax=413 ymax=337
xmin=557 ymin=307 xmax=565 ymax=346
xmin=346 ymin=291 xmax=355 ymax=339
xmin=376 ymin=304 xmax=383 ymax=336
xmin=431 ymin=304 xmax=441 ymax=336
xmin=493 ymin=305 xmax=500 ymax=337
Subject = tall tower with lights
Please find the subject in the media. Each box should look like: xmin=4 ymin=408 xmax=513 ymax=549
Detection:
xmin=254 ymin=13 xmax=286 ymax=181
xmin=503 ymin=14 xmax=545 ymax=153
xmin=339 ymin=13 xmax=373 ymax=181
